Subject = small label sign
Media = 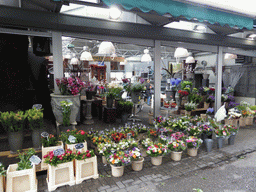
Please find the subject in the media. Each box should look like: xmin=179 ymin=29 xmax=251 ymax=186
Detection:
xmin=68 ymin=135 xmax=76 ymax=143
xmin=29 ymin=155 xmax=41 ymax=165
xmin=75 ymin=143 xmax=84 ymax=150
xmin=127 ymin=133 xmax=132 ymax=139
xmin=53 ymin=148 xmax=65 ymax=156
xmin=41 ymin=132 xmax=49 ymax=138
xmin=32 ymin=104 xmax=42 ymax=110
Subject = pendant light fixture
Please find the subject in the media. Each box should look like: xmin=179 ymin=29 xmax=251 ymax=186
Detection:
xmin=80 ymin=46 xmax=93 ymax=61
xmin=224 ymin=53 xmax=237 ymax=60
xmin=185 ymin=56 xmax=195 ymax=63
xmin=174 ymin=47 xmax=189 ymax=58
xmin=141 ymin=49 xmax=152 ymax=62
xmin=97 ymin=41 xmax=116 ymax=55
xmin=70 ymin=54 xmax=79 ymax=65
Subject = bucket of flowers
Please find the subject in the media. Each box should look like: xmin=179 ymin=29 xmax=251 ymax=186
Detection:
xmin=168 ymin=140 xmax=187 ymax=161
xmin=214 ymin=126 xmax=230 ymax=149
xmin=107 ymin=151 xmax=131 ymax=177
xmin=185 ymin=136 xmax=203 ymax=157
xmin=146 ymin=143 xmax=167 ymax=166
xmin=129 ymin=147 xmax=144 ymax=171
xmin=225 ymin=124 xmax=238 ymax=145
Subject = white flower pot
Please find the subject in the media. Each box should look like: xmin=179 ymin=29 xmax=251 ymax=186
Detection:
xmin=140 ymin=148 xmax=147 ymax=157
xmin=171 ymin=151 xmax=183 ymax=161
xmin=102 ymin=156 xmax=108 ymax=165
xmin=110 ymin=165 xmax=124 ymax=177
xmin=187 ymin=148 xmax=198 ymax=157
xmin=151 ymin=156 xmax=162 ymax=166
xmin=132 ymin=157 xmax=144 ymax=171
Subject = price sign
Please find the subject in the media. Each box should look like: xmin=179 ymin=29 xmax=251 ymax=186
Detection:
xmin=68 ymin=135 xmax=76 ymax=143
xmin=29 ymin=155 xmax=41 ymax=165
xmin=41 ymin=132 xmax=49 ymax=138
xmin=32 ymin=104 xmax=42 ymax=110
xmin=127 ymin=133 xmax=132 ymax=139
xmin=53 ymin=148 xmax=65 ymax=156
xmin=75 ymin=143 xmax=84 ymax=150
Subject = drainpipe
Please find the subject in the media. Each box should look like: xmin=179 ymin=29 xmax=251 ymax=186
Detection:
xmin=215 ymin=46 xmax=223 ymax=113
xmin=154 ymin=40 xmax=161 ymax=117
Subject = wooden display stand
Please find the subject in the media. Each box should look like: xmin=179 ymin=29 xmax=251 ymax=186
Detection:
xmin=103 ymin=106 xmax=116 ymax=123
xmin=75 ymin=156 xmax=99 ymax=184
xmin=47 ymin=161 xmax=75 ymax=192
xmin=6 ymin=164 xmax=37 ymax=192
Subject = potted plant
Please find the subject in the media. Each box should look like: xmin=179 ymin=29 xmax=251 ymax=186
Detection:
xmin=225 ymin=108 xmax=241 ymax=127
xmin=206 ymin=95 xmax=215 ymax=108
xmin=146 ymin=143 xmax=167 ymax=166
xmin=200 ymin=124 xmax=213 ymax=140
xmin=226 ymin=124 xmax=239 ymax=145
xmin=185 ymin=136 xmax=203 ymax=157
xmin=118 ymin=101 xmax=133 ymax=123
xmin=84 ymin=80 xmax=97 ymax=100
xmin=41 ymin=134 xmax=63 ymax=170
xmin=129 ymin=147 xmax=144 ymax=171
xmin=184 ymin=102 xmax=198 ymax=116
xmin=59 ymin=100 xmax=73 ymax=131
xmin=74 ymin=149 xmax=99 ymax=184
xmin=60 ymin=129 xmax=87 ymax=152
xmin=6 ymin=149 xmax=37 ymax=192
xmin=43 ymin=149 xmax=76 ymax=191
xmin=26 ymin=108 xmax=44 ymax=149
xmin=97 ymin=142 xmax=112 ymax=165
xmin=51 ymin=77 xmax=85 ymax=125
xmin=107 ymin=151 xmax=131 ymax=177
xmin=0 ymin=163 xmax=5 ymax=192
xmin=140 ymin=138 xmax=153 ymax=157
xmin=168 ymin=140 xmax=187 ymax=161
xmin=0 ymin=111 xmax=27 ymax=153
xmin=130 ymin=79 xmax=145 ymax=103
xmin=186 ymin=125 xmax=203 ymax=137
xmin=214 ymin=126 xmax=230 ymax=149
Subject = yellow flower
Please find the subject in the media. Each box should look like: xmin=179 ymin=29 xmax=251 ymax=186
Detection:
xmin=159 ymin=150 xmax=162 ymax=154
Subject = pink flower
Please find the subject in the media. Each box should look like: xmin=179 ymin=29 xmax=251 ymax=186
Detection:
xmin=43 ymin=154 xmax=48 ymax=159
xmin=59 ymin=156 xmax=63 ymax=160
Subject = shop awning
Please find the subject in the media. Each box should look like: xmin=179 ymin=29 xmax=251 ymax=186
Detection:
xmin=102 ymin=0 xmax=253 ymax=29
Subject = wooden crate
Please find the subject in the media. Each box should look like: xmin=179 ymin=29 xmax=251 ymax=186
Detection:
xmin=66 ymin=141 xmax=88 ymax=153
xmin=46 ymin=161 xmax=75 ymax=192
xmin=0 ymin=175 xmax=4 ymax=192
xmin=75 ymin=156 xmax=99 ymax=184
xmin=41 ymin=141 xmax=64 ymax=170
xmin=6 ymin=164 xmax=37 ymax=192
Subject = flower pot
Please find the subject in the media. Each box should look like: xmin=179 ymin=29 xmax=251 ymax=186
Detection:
xmin=151 ymin=156 xmax=162 ymax=166
xmin=140 ymin=148 xmax=147 ymax=157
xmin=185 ymin=111 xmax=191 ymax=116
xmin=239 ymin=117 xmax=246 ymax=127
xmin=245 ymin=117 xmax=254 ymax=126
xmin=131 ymin=92 xmax=141 ymax=104
xmin=203 ymin=74 xmax=210 ymax=79
xmin=187 ymin=148 xmax=198 ymax=157
xmin=121 ymin=113 xmax=129 ymax=124
xmin=110 ymin=165 xmax=124 ymax=177
xmin=50 ymin=93 xmax=80 ymax=124
xmin=75 ymin=156 xmax=99 ymax=184
xmin=107 ymin=97 xmax=114 ymax=108
xmin=32 ymin=129 xmax=43 ymax=150
xmin=228 ymin=134 xmax=236 ymax=145
xmin=86 ymin=91 xmax=96 ymax=100
xmin=132 ymin=157 xmax=144 ymax=171
xmin=204 ymin=139 xmax=213 ymax=152
xmin=217 ymin=136 xmax=225 ymax=149
xmin=170 ymin=151 xmax=182 ymax=161
xmin=6 ymin=164 xmax=37 ymax=192
xmin=102 ymin=156 xmax=108 ymax=165
xmin=8 ymin=131 xmax=23 ymax=153
xmin=47 ymin=161 xmax=75 ymax=191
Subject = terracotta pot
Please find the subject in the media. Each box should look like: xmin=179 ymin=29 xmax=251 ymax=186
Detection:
xmin=132 ymin=157 xmax=144 ymax=171
xmin=151 ymin=156 xmax=162 ymax=166
xmin=187 ymin=148 xmax=198 ymax=157
xmin=110 ymin=165 xmax=124 ymax=177
xmin=171 ymin=151 xmax=182 ymax=161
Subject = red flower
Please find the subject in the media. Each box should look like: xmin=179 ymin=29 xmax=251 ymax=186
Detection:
xmin=67 ymin=129 xmax=70 ymax=132
xmin=43 ymin=154 xmax=49 ymax=159
xmin=77 ymin=151 xmax=81 ymax=155
xmin=80 ymin=130 xmax=85 ymax=135
xmin=86 ymin=153 xmax=91 ymax=158
xmin=59 ymin=156 xmax=63 ymax=160
xmin=86 ymin=150 xmax=89 ymax=153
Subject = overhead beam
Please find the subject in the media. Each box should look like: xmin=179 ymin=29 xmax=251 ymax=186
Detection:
xmin=0 ymin=5 xmax=256 ymax=50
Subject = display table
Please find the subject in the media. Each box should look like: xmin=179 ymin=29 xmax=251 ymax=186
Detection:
xmin=103 ymin=106 xmax=116 ymax=123
xmin=160 ymin=107 xmax=178 ymax=118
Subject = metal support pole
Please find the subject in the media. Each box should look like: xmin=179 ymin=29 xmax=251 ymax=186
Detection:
xmin=52 ymin=31 xmax=63 ymax=93
xmin=215 ymin=46 xmax=223 ymax=113
xmin=154 ymin=40 xmax=161 ymax=117
xmin=106 ymin=61 xmax=111 ymax=83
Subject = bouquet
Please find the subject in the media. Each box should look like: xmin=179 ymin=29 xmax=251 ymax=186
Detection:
xmin=129 ymin=147 xmax=142 ymax=161
xmin=55 ymin=77 xmax=85 ymax=96
xmin=224 ymin=124 xmax=238 ymax=135
xmin=107 ymin=151 xmax=131 ymax=166
xmin=227 ymin=108 xmax=241 ymax=119
xmin=167 ymin=140 xmax=186 ymax=152
xmin=43 ymin=149 xmax=75 ymax=167
xmin=178 ymin=90 xmax=189 ymax=98
xmin=214 ymin=126 xmax=230 ymax=137
xmin=60 ymin=129 xmax=87 ymax=144
xmin=186 ymin=126 xmax=203 ymax=137
xmin=42 ymin=134 xmax=59 ymax=147
xmin=186 ymin=136 xmax=203 ymax=149
xmin=146 ymin=143 xmax=167 ymax=157
xmin=75 ymin=150 xmax=95 ymax=160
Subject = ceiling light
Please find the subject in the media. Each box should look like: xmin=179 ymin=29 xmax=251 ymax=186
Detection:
xmin=80 ymin=46 xmax=93 ymax=61
xmin=70 ymin=54 xmax=79 ymax=65
xmin=224 ymin=53 xmax=237 ymax=60
xmin=174 ymin=47 xmax=189 ymax=58
xmin=98 ymin=41 xmax=116 ymax=55
xmin=64 ymin=53 xmax=72 ymax=59
xmin=141 ymin=49 xmax=152 ymax=62
xmin=247 ymin=33 xmax=256 ymax=40
xmin=109 ymin=6 xmax=122 ymax=20
xmin=185 ymin=56 xmax=195 ymax=63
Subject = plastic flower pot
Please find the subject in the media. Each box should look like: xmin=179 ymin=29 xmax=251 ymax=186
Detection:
xmin=151 ymin=156 xmax=162 ymax=166
xmin=228 ymin=134 xmax=236 ymax=145
xmin=132 ymin=157 xmax=144 ymax=171
xmin=204 ymin=139 xmax=213 ymax=152
xmin=170 ymin=151 xmax=182 ymax=161
xmin=110 ymin=165 xmax=124 ymax=177
xmin=217 ymin=136 xmax=225 ymax=149
xmin=187 ymin=148 xmax=198 ymax=157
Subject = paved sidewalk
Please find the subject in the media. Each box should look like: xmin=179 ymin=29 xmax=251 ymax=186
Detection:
xmin=37 ymin=126 xmax=256 ymax=192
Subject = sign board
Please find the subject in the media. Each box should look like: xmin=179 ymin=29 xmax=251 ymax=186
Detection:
xmin=53 ymin=148 xmax=65 ymax=156
xmin=29 ymin=155 xmax=41 ymax=165
xmin=75 ymin=143 xmax=84 ymax=150
xmin=41 ymin=132 xmax=49 ymax=138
